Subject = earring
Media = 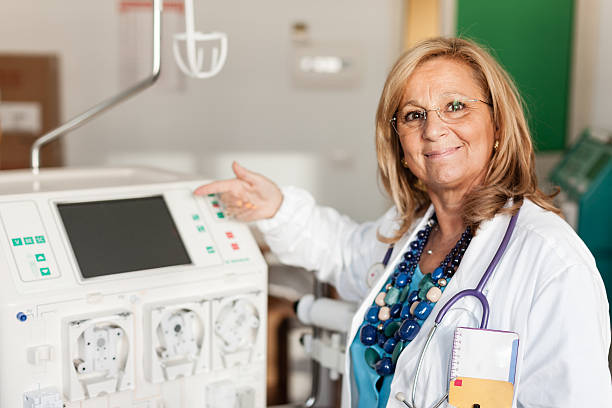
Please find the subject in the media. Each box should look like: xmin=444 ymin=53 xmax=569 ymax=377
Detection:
xmin=414 ymin=178 xmax=427 ymax=191
xmin=401 ymin=158 xmax=410 ymax=168
xmin=494 ymin=140 xmax=500 ymax=151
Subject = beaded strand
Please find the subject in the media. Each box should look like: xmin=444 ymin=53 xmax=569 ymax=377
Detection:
xmin=359 ymin=216 xmax=473 ymax=376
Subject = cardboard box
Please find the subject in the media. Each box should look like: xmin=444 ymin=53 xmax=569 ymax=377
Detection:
xmin=0 ymin=54 xmax=62 ymax=169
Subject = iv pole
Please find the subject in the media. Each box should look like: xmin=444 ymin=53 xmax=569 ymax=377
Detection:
xmin=30 ymin=0 xmax=163 ymax=172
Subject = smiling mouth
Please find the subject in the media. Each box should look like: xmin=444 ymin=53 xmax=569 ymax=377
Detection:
xmin=424 ymin=146 xmax=462 ymax=159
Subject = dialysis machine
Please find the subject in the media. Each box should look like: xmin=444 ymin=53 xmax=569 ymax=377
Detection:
xmin=550 ymin=128 xmax=612 ymax=318
xmin=0 ymin=2 xmax=267 ymax=406
xmin=0 ymin=167 xmax=267 ymax=408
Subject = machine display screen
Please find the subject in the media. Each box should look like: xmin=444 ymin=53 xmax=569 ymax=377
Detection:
xmin=586 ymin=152 xmax=611 ymax=182
xmin=57 ymin=196 xmax=192 ymax=278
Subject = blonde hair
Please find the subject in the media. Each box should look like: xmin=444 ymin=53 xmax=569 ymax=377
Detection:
xmin=376 ymin=37 xmax=559 ymax=242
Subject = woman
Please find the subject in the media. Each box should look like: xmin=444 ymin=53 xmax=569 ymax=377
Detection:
xmin=195 ymin=38 xmax=612 ymax=407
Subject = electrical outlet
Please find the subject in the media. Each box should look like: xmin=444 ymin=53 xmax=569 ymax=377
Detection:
xmin=0 ymin=102 xmax=42 ymax=134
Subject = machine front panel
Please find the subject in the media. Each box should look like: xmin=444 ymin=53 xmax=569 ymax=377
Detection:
xmin=0 ymin=174 xmax=268 ymax=408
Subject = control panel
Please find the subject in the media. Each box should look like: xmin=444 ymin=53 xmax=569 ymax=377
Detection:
xmin=0 ymin=201 xmax=60 ymax=281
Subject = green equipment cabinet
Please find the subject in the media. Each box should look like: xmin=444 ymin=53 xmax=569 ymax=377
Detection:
xmin=551 ymin=129 xmax=612 ymax=318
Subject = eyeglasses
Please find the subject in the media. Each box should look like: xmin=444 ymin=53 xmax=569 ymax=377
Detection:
xmin=390 ymin=97 xmax=492 ymax=135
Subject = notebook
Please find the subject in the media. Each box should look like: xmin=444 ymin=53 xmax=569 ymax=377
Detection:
xmin=448 ymin=327 xmax=519 ymax=408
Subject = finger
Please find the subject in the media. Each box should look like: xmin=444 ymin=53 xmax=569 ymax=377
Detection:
xmin=194 ymin=179 xmax=242 ymax=196
xmin=219 ymin=191 xmax=248 ymax=207
xmin=225 ymin=205 xmax=252 ymax=221
xmin=223 ymin=198 xmax=255 ymax=212
xmin=232 ymin=161 xmax=259 ymax=186
xmin=234 ymin=210 xmax=260 ymax=222
xmin=225 ymin=205 xmax=249 ymax=216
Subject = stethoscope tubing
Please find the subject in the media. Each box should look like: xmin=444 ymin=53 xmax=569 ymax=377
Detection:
xmin=434 ymin=209 xmax=520 ymax=328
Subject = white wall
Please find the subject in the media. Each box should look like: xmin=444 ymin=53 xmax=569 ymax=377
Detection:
xmin=0 ymin=0 xmax=404 ymax=222
xmin=564 ymin=0 xmax=612 ymax=137
xmin=590 ymin=0 xmax=612 ymax=132
xmin=551 ymin=0 xmax=612 ymax=143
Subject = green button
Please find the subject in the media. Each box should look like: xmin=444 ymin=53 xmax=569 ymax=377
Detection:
xmin=24 ymin=237 xmax=34 ymax=245
xmin=197 ymin=225 xmax=205 ymax=232
xmin=192 ymin=214 xmax=200 ymax=221
xmin=208 ymin=193 xmax=216 ymax=197
xmin=216 ymin=212 xmax=225 ymax=219
xmin=35 ymin=254 xmax=46 ymax=262
xmin=40 ymin=267 xmax=50 ymax=276
xmin=35 ymin=235 xmax=46 ymax=244
xmin=206 ymin=246 xmax=215 ymax=254
xmin=11 ymin=238 xmax=23 ymax=246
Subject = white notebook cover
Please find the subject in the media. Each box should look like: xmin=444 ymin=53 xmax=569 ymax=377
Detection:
xmin=450 ymin=327 xmax=519 ymax=384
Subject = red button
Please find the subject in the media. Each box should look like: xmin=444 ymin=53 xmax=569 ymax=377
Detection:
xmin=231 ymin=243 xmax=239 ymax=250
xmin=226 ymin=232 xmax=234 ymax=239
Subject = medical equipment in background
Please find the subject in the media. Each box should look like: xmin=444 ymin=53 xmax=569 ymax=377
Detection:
xmin=173 ymin=0 xmax=228 ymax=79
xmin=0 ymin=1 xmax=264 ymax=407
xmin=31 ymin=0 xmax=227 ymax=171
xmin=295 ymin=281 xmax=357 ymax=407
xmin=550 ymin=128 xmax=612 ymax=319
xmin=0 ymin=167 xmax=267 ymax=408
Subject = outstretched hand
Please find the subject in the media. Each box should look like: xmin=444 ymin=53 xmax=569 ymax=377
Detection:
xmin=193 ymin=162 xmax=283 ymax=222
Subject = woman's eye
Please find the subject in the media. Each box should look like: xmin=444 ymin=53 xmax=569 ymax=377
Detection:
xmin=404 ymin=110 xmax=424 ymax=122
xmin=447 ymin=100 xmax=465 ymax=112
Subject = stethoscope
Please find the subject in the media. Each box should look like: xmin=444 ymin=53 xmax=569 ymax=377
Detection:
xmin=371 ymin=210 xmax=520 ymax=408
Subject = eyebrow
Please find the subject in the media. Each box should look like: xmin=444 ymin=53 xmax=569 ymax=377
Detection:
xmin=400 ymin=92 xmax=475 ymax=109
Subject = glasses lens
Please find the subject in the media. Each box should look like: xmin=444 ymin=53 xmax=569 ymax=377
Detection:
xmin=439 ymin=98 xmax=473 ymax=122
xmin=397 ymin=108 xmax=426 ymax=130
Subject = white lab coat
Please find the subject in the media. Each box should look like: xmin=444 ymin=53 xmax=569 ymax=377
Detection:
xmin=257 ymin=186 xmax=612 ymax=408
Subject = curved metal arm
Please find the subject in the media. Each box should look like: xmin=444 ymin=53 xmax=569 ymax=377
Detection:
xmin=30 ymin=0 xmax=163 ymax=172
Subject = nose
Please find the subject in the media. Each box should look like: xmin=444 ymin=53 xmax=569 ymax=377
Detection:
xmin=422 ymin=108 xmax=448 ymax=141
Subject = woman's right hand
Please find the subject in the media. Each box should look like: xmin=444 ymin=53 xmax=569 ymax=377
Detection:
xmin=193 ymin=161 xmax=283 ymax=222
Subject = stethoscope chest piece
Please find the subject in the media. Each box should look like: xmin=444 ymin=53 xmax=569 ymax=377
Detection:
xmin=367 ymin=244 xmax=395 ymax=288
xmin=366 ymin=262 xmax=386 ymax=288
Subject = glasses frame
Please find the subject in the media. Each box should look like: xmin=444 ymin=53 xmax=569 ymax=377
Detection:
xmin=390 ymin=98 xmax=493 ymax=136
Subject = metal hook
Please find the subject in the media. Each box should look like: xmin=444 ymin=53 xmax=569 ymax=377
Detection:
xmin=173 ymin=0 xmax=228 ymax=79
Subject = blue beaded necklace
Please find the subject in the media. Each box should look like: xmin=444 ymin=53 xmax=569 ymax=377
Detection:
xmin=359 ymin=215 xmax=473 ymax=376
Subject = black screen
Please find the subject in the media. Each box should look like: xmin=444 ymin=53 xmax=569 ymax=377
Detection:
xmin=58 ymin=196 xmax=192 ymax=278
